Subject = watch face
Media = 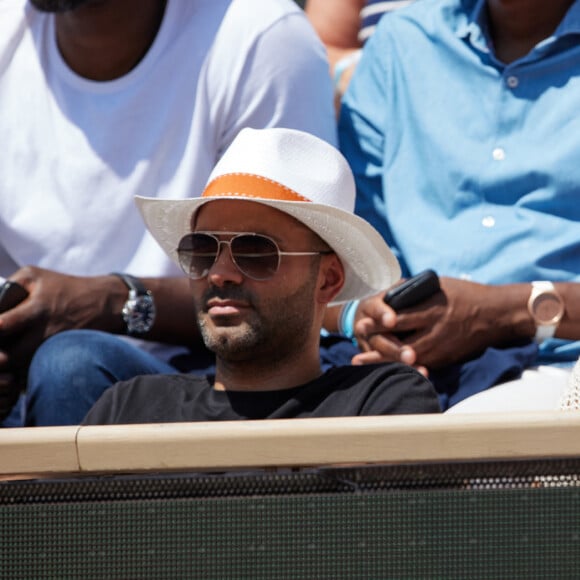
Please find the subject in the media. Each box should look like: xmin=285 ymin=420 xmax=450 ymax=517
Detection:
xmin=123 ymin=295 xmax=156 ymax=334
xmin=531 ymin=292 xmax=564 ymax=325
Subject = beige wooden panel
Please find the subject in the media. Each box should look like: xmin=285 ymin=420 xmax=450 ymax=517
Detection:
xmin=2 ymin=412 xmax=579 ymax=478
xmin=0 ymin=426 xmax=80 ymax=477
xmin=75 ymin=411 xmax=580 ymax=473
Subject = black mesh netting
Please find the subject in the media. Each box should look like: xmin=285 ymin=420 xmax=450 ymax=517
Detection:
xmin=1 ymin=459 xmax=580 ymax=579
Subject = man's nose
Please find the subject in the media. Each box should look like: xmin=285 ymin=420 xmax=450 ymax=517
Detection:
xmin=207 ymin=242 xmax=244 ymax=286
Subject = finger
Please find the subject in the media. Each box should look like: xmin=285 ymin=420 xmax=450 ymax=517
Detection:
xmin=357 ymin=294 xmax=397 ymax=325
xmin=355 ymin=336 xmax=371 ymax=353
xmin=399 ymin=346 xmax=417 ymax=366
xmin=355 ymin=335 xmax=419 ymax=365
xmin=413 ymin=365 xmax=429 ymax=378
xmin=388 ymin=310 xmax=436 ymax=336
xmin=361 ymin=293 xmax=396 ymax=319
xmin=355 ymin=311 xmax=397 ymax=338
xmin=351 ymin=350 xmax=388 ymax=365
xmin=366 ymin=332 xmax=404 ymax=357
xmin=351 ymin=332 xmax=404 ymax=365
xmin=352 ymin=345 xmax=425 ymax=372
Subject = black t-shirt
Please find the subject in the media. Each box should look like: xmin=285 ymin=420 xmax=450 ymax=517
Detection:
xmin=82 ymin=363 xmax=441 ymax=425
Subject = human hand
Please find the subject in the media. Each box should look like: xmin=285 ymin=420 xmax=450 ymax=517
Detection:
xmin=351 ymin=291 xmax=429 ymax=375
xmin=352 ymin=278 xmax=506 ymax=374
xmin=0 ymin=266 xmax=119 ymax=375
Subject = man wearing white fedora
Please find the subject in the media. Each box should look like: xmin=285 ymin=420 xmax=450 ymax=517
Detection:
xmin=83 ymin=128 xmax=439 ymax=424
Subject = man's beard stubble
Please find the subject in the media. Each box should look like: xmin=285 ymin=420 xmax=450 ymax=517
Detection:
xmin=196 ymin=275 xmax=318 ymax=365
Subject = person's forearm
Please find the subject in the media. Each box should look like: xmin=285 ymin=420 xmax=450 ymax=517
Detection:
xmin=468 ymin=281 xmax=580 ymax=345
xmin=104 ymin=274 xmax=200 ymax=345
xmin=552 ymin=282 xmax=580 ymax=340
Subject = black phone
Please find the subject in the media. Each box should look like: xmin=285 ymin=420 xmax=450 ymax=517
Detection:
xmin=0 ymin=280 xmax=28 ymax=314
xmin=383 ymin=269 xmax=440 ymax=311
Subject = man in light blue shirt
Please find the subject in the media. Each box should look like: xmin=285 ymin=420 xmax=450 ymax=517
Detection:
xmin=337 ymin=0 xmax=580 ymax=410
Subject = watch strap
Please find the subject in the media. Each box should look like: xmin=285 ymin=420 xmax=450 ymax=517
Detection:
xmin=534 ymin=324 xmax=555 ymax=343
xmin=111 ymin=272 xmax=148 ymax=298
xmin=528 ymin=281 xmax=563 ymax=343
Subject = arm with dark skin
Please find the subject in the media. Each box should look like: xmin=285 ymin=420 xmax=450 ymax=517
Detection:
xmin=326 ymin=279 xmax=580 ymax=377
xmin=324 ymin=0 xmax=580 ymax=374
xmin=0 ymin=270 xmax=200 ymax=419
xmin=0 ymin=1 xmax=196 ymax=418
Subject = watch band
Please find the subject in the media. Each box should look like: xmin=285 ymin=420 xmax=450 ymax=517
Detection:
xmin=111 ymin=272 xmax=156 ymax=335
xmin=535 ymin=321 xmax=555 ymax=343
xmin=527 ymin=281 xmax=564 ymax=343
xmin=112 ymin=272 xmax=148 ymax=297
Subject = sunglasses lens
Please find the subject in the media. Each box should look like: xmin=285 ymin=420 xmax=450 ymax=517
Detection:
xmin=231 ymin=234 xmax=280 ymax=280
xmin=177 ymin=233 xmax=218 ymax=279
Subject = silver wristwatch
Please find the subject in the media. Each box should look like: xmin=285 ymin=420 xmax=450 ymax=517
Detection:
xmin=112 ymin=273 xmax=156 ymax=335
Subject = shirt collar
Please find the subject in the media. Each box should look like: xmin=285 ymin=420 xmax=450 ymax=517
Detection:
xmin=454 ymin=0 xmax=489 ymax=53
xmin=553 ymin=1 xmax=580 ymax=37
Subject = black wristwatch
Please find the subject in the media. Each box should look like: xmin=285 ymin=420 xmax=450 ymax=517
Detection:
xmin=111 ymin=273 xmax=156 ymax=335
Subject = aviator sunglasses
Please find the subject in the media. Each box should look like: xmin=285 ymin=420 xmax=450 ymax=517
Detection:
xmin=177 ymin=231 xmax=333 ymax=281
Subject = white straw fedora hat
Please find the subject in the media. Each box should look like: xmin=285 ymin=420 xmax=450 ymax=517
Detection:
xmin=136 ymin=127 xmax=400 ymax=303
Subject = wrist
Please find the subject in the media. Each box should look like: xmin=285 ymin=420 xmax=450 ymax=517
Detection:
xmin=527 ymin=281 xmax=564 ymax=343
xmin=485 ymin=283 xmax=550 ymax=344
xmin=338 ymin=299 xmax=360 ymax=340
xmin=110 ymin=273 xmax=156 ymax=335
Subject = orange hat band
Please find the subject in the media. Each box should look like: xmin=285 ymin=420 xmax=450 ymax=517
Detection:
xmin=202 ymin=173 xmax=311 ymax=203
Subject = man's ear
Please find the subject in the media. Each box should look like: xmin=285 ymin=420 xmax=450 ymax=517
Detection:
xmin=317 ymin=254 xmax=345 ymax=305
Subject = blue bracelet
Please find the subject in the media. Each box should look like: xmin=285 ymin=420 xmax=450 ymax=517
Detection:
xmin=333 ymin=50 xmax=362 ymax=89
xmin=338 ymin=299 xmax=360 ymax=340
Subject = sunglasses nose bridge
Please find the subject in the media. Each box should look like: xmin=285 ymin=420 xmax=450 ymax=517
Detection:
xmin=215 ymin=238 xmax=231 ymax=259
xmin=212 ymin=238 xmax=233 ymax=265
xmin=208 ymin=237 xmax=243 ymax=280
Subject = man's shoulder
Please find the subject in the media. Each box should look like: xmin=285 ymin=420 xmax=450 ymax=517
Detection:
xmin=0 ymin=0 xmax=28 ymax=48
xmin=327 ymin=362 xmax=423 ymax=382
xmin=223 ymin=0 xmax=301 ymax=22
xmin=217 ymin=0 xmax=302 ymax=36
xmin=161 ymin=0 xmax=304 ymax=51
xmin=322 ymin=363 xmax=441 ymax=415
xmin=0 ymin=0 xmax=27 ymax=19
xmin=82 ymin=373 xmax=213 ymax=425
xmin=205 ymin=0 xmax=318 ymax=71
xmin=102 ymin=373 xmax=212 ymax=410
xmin=322 ymin=362 xmax=433 ymax=397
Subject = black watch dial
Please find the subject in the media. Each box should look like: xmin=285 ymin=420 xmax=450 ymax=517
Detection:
xmin=123 ymin=293 xmax=156 ymax=334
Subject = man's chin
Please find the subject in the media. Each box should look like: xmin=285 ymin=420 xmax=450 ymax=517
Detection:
xmin=200 ymin=324 xmax=261 ymax=360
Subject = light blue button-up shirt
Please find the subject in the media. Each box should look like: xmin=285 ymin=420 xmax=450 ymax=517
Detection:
xmin=339 ymin=0 xmax=580 ymax=364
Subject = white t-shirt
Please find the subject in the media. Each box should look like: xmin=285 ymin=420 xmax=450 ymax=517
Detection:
xmin=0 ymin=0 xmax=336 ymax=279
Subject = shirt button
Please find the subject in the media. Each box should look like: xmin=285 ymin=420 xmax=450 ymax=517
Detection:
xmin=506 ymin=75 xmax=519 ymax=88
xmin=482 ymin=215 xmax=496 ymax=228
xmin=492 ymin=147 xmax=505 ymax=161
